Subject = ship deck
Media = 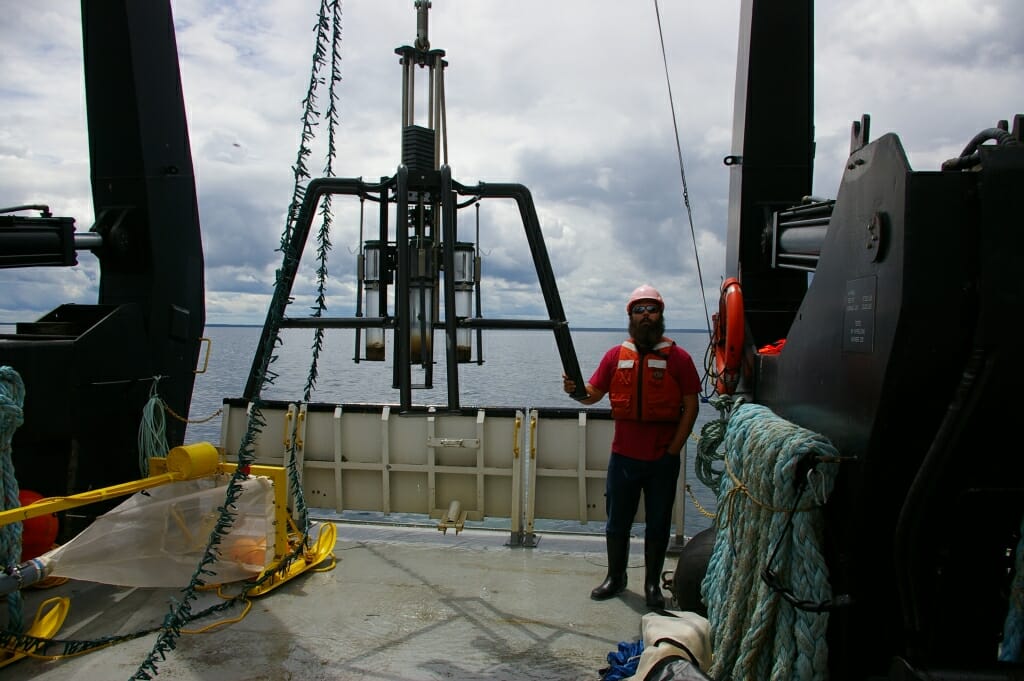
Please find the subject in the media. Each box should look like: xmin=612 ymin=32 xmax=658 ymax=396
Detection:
xmin=4 ymin=522 xmax=655 ymax=681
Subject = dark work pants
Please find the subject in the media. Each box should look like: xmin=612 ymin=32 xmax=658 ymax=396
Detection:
xmin=604 ymin=451 xmax=680 ymax=539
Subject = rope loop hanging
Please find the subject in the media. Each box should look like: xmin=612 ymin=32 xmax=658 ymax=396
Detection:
xmin=137 ymin=377 xmax=169 ymax=477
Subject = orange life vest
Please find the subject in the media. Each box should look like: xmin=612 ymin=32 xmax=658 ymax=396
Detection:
xmin=608 ymin=338 xmax=683 ymax=422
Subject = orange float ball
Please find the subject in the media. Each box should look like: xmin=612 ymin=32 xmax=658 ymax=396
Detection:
xmin=18 ymin=489 xmax=59 ymax=562
xmin=227 ymin=536 xmax=267 ymax=569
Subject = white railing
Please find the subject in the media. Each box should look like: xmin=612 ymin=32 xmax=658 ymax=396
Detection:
xmin=220 ymin=400 xmax=690 ymax=547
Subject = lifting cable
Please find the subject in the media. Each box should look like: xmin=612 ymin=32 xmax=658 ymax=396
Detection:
xmin=653 ymin=0 xmax=713 ymax=340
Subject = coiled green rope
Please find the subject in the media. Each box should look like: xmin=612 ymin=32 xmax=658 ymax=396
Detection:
xmin=0 ymin=366 xmax=26 ymax=633
xmin=702 ymin=403 xmax=839 ymax=681
xmin=693 ymin=394 xmax=743 ymax=496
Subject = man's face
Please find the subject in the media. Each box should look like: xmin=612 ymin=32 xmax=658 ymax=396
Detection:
xmin=628 ymin=300 xmax=665 ymax=348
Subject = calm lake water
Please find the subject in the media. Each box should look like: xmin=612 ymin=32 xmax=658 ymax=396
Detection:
xmin=186 ymin=326 xmax=720 ymax=441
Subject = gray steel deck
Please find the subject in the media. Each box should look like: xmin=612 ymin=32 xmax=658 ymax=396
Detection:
xmin=4 ymin=523 xmax=656 ymax=680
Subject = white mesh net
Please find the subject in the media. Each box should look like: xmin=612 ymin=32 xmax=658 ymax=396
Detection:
xmin=43 ymin=475 xmax=276 ymax=587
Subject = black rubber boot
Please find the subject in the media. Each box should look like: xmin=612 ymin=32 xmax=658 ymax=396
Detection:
xmin=590 ymin=533 xmax=630 ymax=600
xmin=644 ymin=535 xmax=669 ymax=609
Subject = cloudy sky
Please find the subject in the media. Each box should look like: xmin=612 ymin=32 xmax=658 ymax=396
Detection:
xmin=1 ymin=0 xmax=1021 ymax=329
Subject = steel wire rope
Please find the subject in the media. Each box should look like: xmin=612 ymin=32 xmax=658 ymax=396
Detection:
xmin=653 ymin=1 xmax=721 ymax=405
xmin=653 ymin=0 xmax=713 ymax=340
xmin=652 ymin=0 xmax=728 ymax=528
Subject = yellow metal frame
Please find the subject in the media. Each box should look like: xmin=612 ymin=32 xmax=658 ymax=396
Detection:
xmin=0 ymin=443 xmax=291 ymax=563
xmin=148 ymin=457 xmax=291 ymax=562
xmin=0 ymin=441 xmax=336 ymax=666
xmin=0 ymin=470 xmax=195 ymax=527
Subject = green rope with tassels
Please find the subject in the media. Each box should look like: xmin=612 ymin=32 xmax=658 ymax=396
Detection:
xmin=0 ymin=366 xmax=25 ymax=634
xmin=305 ymin=0 xmax=342 ymax=387
xmin=130 ymin=2 xmax=343 ymax=678
xmin=702 ymin=402 xmax=840 ymax=681
xmin=290 ymin=0 xmax=345 ymax=544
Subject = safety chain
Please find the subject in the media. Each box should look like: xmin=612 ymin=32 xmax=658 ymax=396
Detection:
xmin=163 ymin=403 xmax=223 ymax=425
xmin=684 ymin=483 xmax=717 ymax=519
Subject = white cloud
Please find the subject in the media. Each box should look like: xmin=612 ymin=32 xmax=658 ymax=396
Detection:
xmin=1 ymin=0 xmax=1021 ymax=328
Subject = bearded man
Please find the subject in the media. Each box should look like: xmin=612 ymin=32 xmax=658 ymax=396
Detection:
xmin=562 ymin=284 xmax=701 ymax=609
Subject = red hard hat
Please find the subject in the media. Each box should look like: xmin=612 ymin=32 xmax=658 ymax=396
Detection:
xmin=626 ymin=284 xmax=664 ymax=313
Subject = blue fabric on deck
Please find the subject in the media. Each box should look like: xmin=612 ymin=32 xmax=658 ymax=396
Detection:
xmin=601 ymin=639 xmax=644 ymax=681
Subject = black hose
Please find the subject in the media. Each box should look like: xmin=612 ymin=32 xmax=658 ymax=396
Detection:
xmin=959 ymin=127 xmax=1017 ymax=156
xmin=0 ymin=204 xmax=52 ymax=217
xmin=941 ymin=127 xmax=1019 ymax=171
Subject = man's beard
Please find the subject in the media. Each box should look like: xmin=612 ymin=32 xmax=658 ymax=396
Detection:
xmin=629 ymin=315 xmax=666 ymax=350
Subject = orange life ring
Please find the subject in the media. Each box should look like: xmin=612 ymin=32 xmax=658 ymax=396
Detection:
xmin=712 ymin=277 xmax=744 ymax=395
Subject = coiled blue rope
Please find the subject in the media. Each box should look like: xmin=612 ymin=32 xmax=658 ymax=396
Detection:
xmin=702 ymin=403 xmax=839 ymax=681
xmin=0 ymin=366 xmax=26 ymax=633
xmin=1000 ymin=513 xmax=1024 ymax=662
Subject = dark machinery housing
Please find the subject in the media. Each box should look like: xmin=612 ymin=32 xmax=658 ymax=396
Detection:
xmin=0 ymin=3 xmax=205 ymax=535
xmin=725 ymin=0 xmax=1023 ymax=677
